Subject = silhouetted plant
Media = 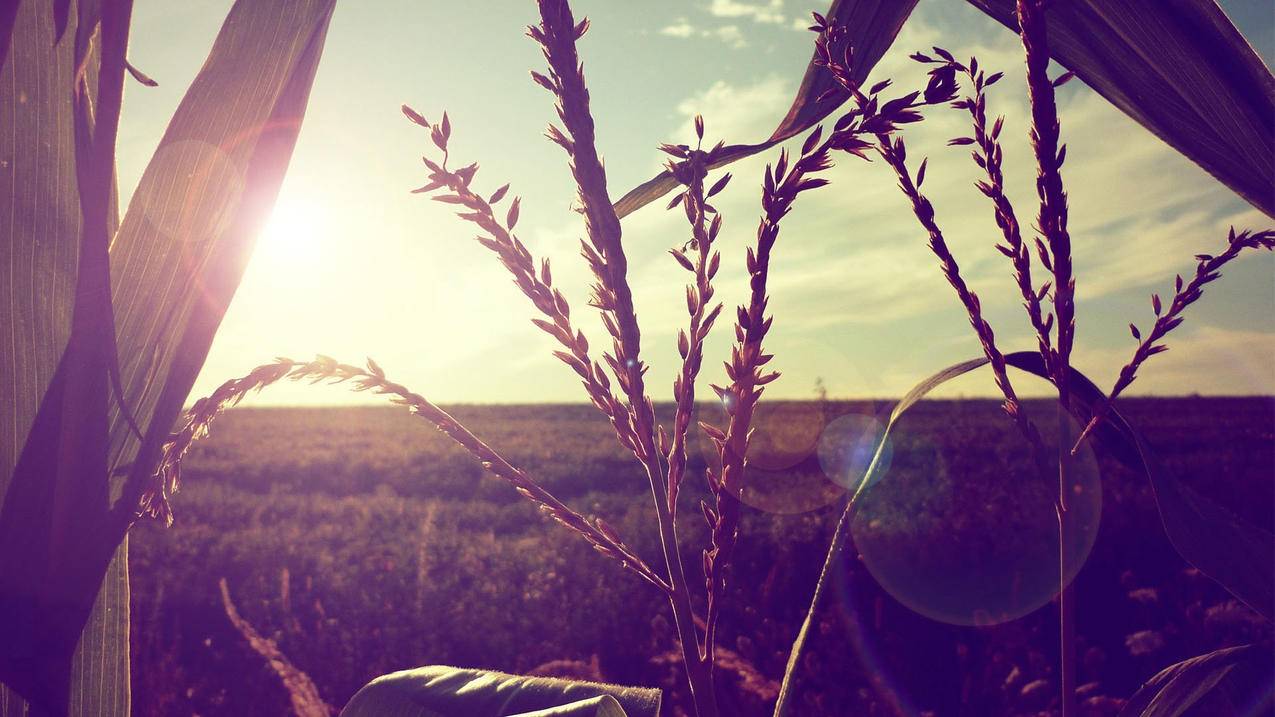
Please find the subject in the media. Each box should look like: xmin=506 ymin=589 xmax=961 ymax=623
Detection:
xmin=136 ymin=2 xmax=1274 ymax=716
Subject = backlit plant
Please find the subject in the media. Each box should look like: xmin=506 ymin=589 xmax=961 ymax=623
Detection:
xmin=24 ymin=0 xmax=1269 ymax=715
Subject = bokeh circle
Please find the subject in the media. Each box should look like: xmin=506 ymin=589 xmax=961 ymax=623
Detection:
xmin=849 ymin=396 xmax=1103 ymax=626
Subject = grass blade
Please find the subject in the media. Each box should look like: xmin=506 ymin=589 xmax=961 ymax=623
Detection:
xmin=999 ymin=353 xmax=1275 ymax=622
xmin=0 ymin=1 xmax=133 ymax=712
xmin=108 ymin=0 xmax=337 ymax=524
xmin=772 ymin=355 xmax=988 ymax=715
xmin=1118 ymin=645 xmax=1272 ymax=717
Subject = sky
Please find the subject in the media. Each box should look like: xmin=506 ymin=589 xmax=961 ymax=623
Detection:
xmin=116 ymin=0 xmax=1275 ymax=405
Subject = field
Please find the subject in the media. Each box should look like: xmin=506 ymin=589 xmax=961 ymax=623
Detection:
xmin=128 ymin=398 xmax=1274 ymax=716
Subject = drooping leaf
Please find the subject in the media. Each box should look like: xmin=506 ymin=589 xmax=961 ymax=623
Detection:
xmin=772 ymin=355 xmax=991 ymax=715
xmin=775 ymin=352 xmax=1273 ymax=714
xmin=339 ymin=666 xmax=661 ymax=717
xmin=0 ymin=0 xmax=337 ymax=713
xmin=1118 ymin=644 xmax=1273 ymax=717
xmin=998 ymin=353 xmax=1275 ymax=622
xmin=612 ymin=0 xmax=920 ymax=218
xmin=965 ymin=0 xmax=1275 ymax=216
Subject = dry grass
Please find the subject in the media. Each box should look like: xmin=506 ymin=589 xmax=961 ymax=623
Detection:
xmin=855 ymin=2 xmax=1273 ymax=712
xmin=940 ymin=54 xmax=1056 ymax=390
xmin=661 ymin=129 xmax=727 ymax=520
xmin=219 ymin=577 xmax=333 ymax=717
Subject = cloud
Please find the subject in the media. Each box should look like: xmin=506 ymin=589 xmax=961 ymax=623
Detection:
xmin=711 ymin=25 xmax=748 ymax=48
xmin=1075 ymin=326 xmax=1275 ymax=396
xmin=660 ymin=0 xmax=791 ymax=49
xmin=659 ymin=19 xmax=695 ymax=39
xmin=708 ymin=0 xmax=786 ymax=25
xmin=659 ymin=18 xmax=748 ymax=48
xmin=672 ymin=75 xmax=792 ymax=148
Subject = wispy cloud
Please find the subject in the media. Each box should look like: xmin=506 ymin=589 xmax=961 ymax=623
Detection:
xmin=708 ymin=0 xmax=786 ymax=25
xmin=659 ymin=18 xmax=749 ymax=48
xmin=658 ymin=19 xmax=695 ymax=39
xmin=790 ymin=16 xmax=814 ymax=32
xmin=1075 ymin=326 xmax=1275 ymax=395
xmin=711 ymin=25 xmax=747 ymax=48
xmin=673 ymin=74 xmax=792 ymax=146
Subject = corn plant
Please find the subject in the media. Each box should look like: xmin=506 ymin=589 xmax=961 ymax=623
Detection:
xmin=3 ymin=0 xmax=1272 ymax=715
xmin=0 ymin=1 xmax=336 ymax=714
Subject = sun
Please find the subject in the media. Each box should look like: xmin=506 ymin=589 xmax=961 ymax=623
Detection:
xmin=256 ymin=196 xmax=327 ymax=264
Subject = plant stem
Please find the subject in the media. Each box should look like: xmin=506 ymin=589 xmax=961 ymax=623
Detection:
xmin=647 ymin=472 xmax=719 ymax=717
xmin=1057 ymin=398 xmax=1076 ymax=717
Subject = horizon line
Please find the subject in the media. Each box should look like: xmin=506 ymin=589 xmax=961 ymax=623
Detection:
xmin=199 ymin=393 xmax=1275 ymax=409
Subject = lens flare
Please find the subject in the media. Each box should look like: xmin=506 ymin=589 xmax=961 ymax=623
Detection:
xmin=849 ymin=405 xmax=1102 ymax=626
xmin=697 ymin=400 xmax=846 ymax=514
xmin=818 ymin=412 xmax=891 ymax=491
xmin=745 ymin=401 xmax=827 ymax=471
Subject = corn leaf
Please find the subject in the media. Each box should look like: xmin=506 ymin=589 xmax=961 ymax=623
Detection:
xmin=0 ymin=0 xmax=337 ymax=713
xmin=612 ymin=0 xmax=919 ymax=218
xmin=965 ymin=0 xmax=1274 ymax=217
xmin=1118 ymin=644 xmax=1273 ymax=717
xmin=0 ymin=0 xmax=133 ymax=713
xmin=339 ymin=667 xmax=661 ymax=717
xmin=615 ymin=0 xmax=1274 ymax=219
xmin=106 ymin=0 xmax=337 ymax=525
xmin=775 ymin=352 xmax=1273 ymax=714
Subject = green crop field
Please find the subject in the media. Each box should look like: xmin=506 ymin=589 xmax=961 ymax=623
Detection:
xmin=128 ymin=398 xmax=1274 ymax=716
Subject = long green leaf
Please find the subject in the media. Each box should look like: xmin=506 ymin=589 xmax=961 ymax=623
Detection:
xmin=774 ymin=352 xmax=1273 ymax=714
xmin=0 ymin=0 xmax=132 ymax=713
xmin=612 ymin=0 xmax=919 ymax=218
xmin=339 ymin=667 xmax=661 ymax=717
xmin=1118 ymin=644 xmax=1273 ymax=717
xmin=965 ymin=0 xmax=1274 ymax=217
xmin=0 ymin=0 xmax=337 ymax=713
xmin=106 ymin=0 xmax=337 ymax=521
xmin=772 ymin=355 xmax=990 ymax=715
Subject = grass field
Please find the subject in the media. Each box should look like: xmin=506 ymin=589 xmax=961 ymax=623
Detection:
xmin=128 ymin=398 xmax=1274 ymax=716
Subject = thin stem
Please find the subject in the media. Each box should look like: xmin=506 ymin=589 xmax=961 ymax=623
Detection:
xmin=402 ymin=120 xmax=636 ymax=452
xmin=1017 ymin=0 xmax=1077 ymax=712
xmin=701 ymin=133 xmax=838 ymax=676
xmin=666 ymin=145 xmax=725 ymax=518
xmin=1057 ymin=403 xmax=1077 ymax=717
xmin=943 ymin=60 xmax=1056 ymax=372
xmin=531 ymin=4 xmax=715 ymax=712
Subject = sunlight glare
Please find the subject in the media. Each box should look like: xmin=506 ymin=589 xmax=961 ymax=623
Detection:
xmin=256 ymin=196 xmax=328 ymax=271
